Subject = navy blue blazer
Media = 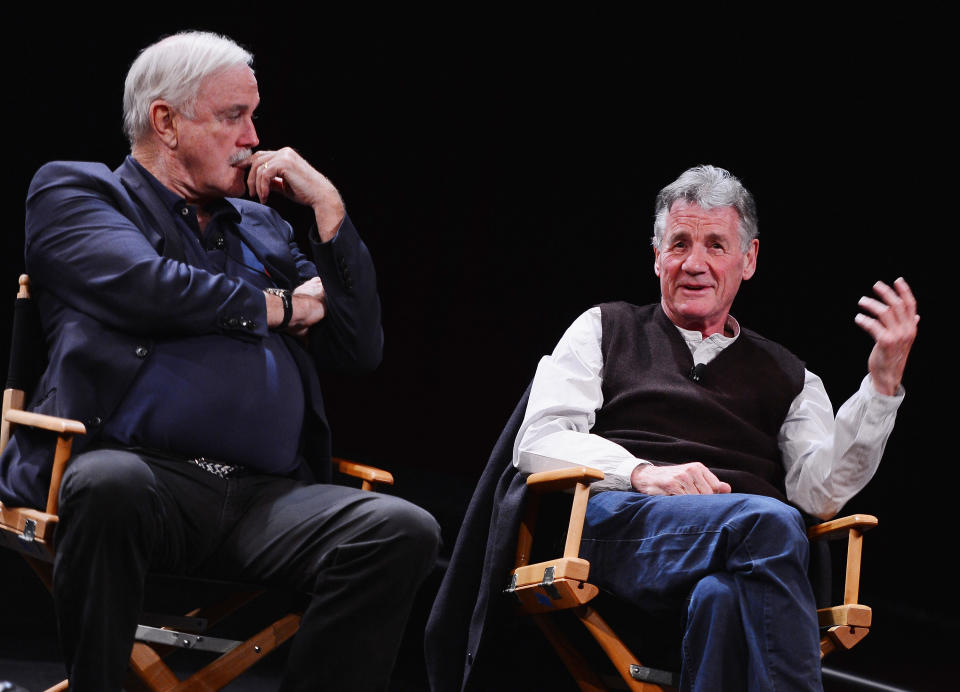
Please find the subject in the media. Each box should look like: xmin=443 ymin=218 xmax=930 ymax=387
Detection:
xmin=0 ymin=157 xmax=382 ymax=509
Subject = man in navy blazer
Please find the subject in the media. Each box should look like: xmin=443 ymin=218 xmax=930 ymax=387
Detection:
xmin=0 ymin=31 xmax=439 ymax=691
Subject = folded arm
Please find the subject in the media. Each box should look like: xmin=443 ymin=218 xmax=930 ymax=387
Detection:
xmin=25 ymin=162 xmax=268 ymax=339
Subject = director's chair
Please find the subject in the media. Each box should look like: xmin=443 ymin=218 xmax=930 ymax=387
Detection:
xmin=0 ymin=274 xmax=395 ymax=691
xmin=507 ymin=465 xmax=877 ymax=691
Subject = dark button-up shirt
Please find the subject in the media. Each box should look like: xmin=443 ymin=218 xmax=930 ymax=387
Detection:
xmin=102 ymin=158 xmax=305 ymax=473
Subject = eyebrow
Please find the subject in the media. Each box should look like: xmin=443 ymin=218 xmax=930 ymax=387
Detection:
xmin=216 ymin=102 xmax=258 ymax=117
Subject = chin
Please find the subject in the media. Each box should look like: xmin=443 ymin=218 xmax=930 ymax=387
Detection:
xmin=222 ymin=175 xmax=247 ymax=198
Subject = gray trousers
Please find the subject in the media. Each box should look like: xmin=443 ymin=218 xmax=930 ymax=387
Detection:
xmin=53 ymin=448 xmax=440 ymax=692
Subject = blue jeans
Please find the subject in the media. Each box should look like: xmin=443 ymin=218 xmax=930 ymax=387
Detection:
xmin=581 ymin=492 xmax=822 ymax=692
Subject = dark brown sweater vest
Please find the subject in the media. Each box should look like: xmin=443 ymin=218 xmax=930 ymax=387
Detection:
xmin=592 ymin=302 xmax=805 ymax=500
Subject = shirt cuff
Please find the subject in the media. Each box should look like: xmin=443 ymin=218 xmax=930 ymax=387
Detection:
xmin=612 ymin=458 xmax=650 ymax=490
xmin=862 ymin=373 xmax=905 ymax=405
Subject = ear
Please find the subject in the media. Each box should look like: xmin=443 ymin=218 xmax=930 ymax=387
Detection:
xmin=149 ymin=100 xmax=179 ymax=149
xmin=653 ymin=247 xmax=661 ymax=277
xmin=741 ymin=238 xmax=759 ymax=280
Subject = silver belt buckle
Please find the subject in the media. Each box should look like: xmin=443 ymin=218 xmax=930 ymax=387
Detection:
xmin=191 ymin=456 xmax=242 ymax=478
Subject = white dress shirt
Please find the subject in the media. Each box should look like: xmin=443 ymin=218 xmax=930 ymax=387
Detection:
xmin=513 ymin=307 xmax=904 ymax=519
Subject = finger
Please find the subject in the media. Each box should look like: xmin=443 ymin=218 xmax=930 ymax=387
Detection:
xmin=854 ymin=312 xmax=884 ymax=340
xmin=686 ymin=467 xmax=716 ymax=495
xmin=858 ymin=295 xmax=894 ymax=324
xmin=698 ymin=466 xmax=728 ymax=494
xmin=257 ymin=162 xmax=274 ymax=203
xmin=870 ymin=279 xmax=918 ymax=325
xmin=892 ymin=277 xmax=918 ymax=316
xmin=243 ymin=151 xmax=268 ymax=196
xmin=869 ymin=282 xmax=907 ymax=320
xmin=245 ymin=160 xmax=259 ymax=199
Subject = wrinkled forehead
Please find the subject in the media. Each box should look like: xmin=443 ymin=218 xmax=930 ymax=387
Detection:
xmin=664 ymin=201 xmax=741 ymax=237
xmin=196 ymin=64 xmax=260 ymax=110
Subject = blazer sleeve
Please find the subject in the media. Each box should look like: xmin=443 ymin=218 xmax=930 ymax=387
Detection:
xmin=303 ymin=214 xmax=383 ymax=373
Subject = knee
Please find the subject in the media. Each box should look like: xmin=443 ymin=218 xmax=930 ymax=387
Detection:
xmin=387 ymin=497 xmax=441 ymax=563
xmin=59 ymin=449 xmax=156 ymax=522
xmin=365 ymin=495 xmax=441 ymax=570
xmin=734 ymin=496 xmax=809 ymax=563
xmin=688 ymin=573 xmax=739 ymax=620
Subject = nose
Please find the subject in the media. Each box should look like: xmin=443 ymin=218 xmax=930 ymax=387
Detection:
xmin=240 ymin=115 xmax=259 ymax=148
xmin=681 ymin=245 xmax=708 ymax=273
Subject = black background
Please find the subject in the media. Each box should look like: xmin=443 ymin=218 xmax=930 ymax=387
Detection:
xmin=2 ymin=11 xmax=953 ymax=690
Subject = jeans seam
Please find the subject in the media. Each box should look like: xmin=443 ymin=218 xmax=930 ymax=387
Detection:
xmin=739 ymin=524 xmax=781 ymax=692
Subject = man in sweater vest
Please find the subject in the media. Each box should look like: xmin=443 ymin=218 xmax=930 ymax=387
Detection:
xmin=514 ymin=165 xmax=919 ymax=691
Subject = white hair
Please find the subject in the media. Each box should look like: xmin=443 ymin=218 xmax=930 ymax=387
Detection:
xmin=122 ymin=31 xmax=253 ymax=146
xmin=652 ymin=165 xmax=758 ymax=251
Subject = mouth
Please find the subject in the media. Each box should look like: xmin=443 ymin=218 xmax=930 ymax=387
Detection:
xmin=229 ymin=148 xmax=253 ymax=167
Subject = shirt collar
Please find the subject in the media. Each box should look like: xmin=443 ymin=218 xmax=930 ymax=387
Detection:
xmin=127 ymin=155 xmax=239 ymax=223
xmin=675 ymin=315 xmax=741 ymax=365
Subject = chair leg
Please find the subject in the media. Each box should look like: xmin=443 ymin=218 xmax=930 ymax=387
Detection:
xmin=171 ymin=613 xmax=301 ymax=691
xmin=532 ymin=613 xmax=610 ymax=692
xmin=575 ymin=606 xmax=674 ymax=692
xmin=23 ymin=555 xmax=53 ymax=591
xmin=127 ymin=644 xmax=182 ymax=692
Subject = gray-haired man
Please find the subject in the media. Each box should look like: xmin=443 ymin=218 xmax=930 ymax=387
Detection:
xmin=514 ymin=165 xmax=918 ymax=690
xmin=0 ymin=31 xmax=439 ymax=691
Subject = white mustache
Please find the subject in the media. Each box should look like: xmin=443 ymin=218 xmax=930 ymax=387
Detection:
xmin=229 ymin=148 xmax=253 ymax=166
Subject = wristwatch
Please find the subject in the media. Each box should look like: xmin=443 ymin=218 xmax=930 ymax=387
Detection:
xmin=265 ymin=288 xmax=293 ymax=330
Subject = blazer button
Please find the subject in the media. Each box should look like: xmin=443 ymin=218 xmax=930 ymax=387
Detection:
xmin=86 ymin=416 xmax=102 ymax=427
xmin=135 ymin=345 xmax=149 ymax=358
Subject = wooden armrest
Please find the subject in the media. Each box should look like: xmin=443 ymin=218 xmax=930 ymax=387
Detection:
xmin=0 ymin=503 xmax=58 ymax=536
xmin=4 ymin=409 xmax=87 ymax=436
xmin=526 ymin=467 xmax=605 ymax=494
xmin=818 ymin=604 xmax=872 ymax=628
xmin=807 ymin=514 xmax=878 ymax=610
xmin=0 ymin=502 xmax=58 ymax=562
xmin=513 ymin=468 xmax=604 ymax=574
xmin=332 ymin=457 xmax=394 ymax=487
xmin=807 ymin=514 xmax=878 ymax=541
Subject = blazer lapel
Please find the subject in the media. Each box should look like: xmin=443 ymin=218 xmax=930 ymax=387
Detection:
xmin=114 ymin=157 xmax=190 ymax=262
xmin=228 ymin=206 xmax=298 ymax=289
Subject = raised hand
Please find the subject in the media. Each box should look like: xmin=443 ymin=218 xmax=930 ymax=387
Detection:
xmin=855 ymin=277 xmax=919 ymax=396
xmin=242 ymin=147 xmax=345 ymax=241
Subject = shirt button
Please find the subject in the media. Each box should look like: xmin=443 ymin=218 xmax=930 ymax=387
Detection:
xmin=135 ymin=345 xmax=149 ymax=358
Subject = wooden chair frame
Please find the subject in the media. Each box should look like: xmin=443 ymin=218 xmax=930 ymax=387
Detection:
xmin=0 ymin=274 xmax=396 ymax=692
xmin=506 ymin=466 xmax=877 ymax=692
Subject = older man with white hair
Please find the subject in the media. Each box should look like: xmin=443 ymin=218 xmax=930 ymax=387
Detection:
xmin=0 ymin=31 xmax=439 ymax=691
xmin=513 ymin=165 xmax=919 ymax=690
